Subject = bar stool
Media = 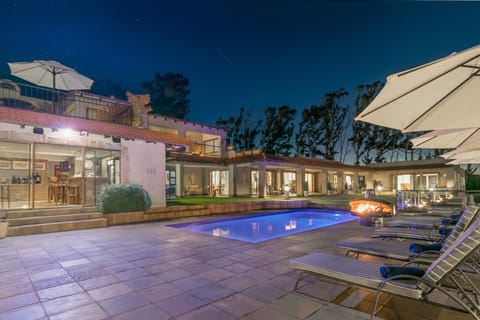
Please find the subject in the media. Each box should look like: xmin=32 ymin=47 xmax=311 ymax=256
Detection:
xmin=67 ymin=184 xmax=79 ymax=204
xmin=47 ymin=177 xmax=58 ymax=203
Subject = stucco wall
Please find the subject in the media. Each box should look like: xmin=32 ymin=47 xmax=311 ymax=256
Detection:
xmin=121 ymin=140 xmax=166 ymax=207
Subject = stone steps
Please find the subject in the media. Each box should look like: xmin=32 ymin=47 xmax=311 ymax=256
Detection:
xmin=3 ymin=206 xmax=107 ymax=236
xmin=7 ymin=218 xmax=107 ymax=236
xmin=6 ymin=212 xmax=105 ymax=227
xmin=6 ymin=206 xmax=98 ymax=219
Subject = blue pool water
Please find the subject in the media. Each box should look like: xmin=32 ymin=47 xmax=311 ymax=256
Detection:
xmin=168 ymin=209 xmax=357 ymax=243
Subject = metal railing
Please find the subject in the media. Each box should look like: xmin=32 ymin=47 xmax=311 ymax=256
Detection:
xmin=0 ymin=80 xmax=132 ymax=125
xmin=396 ymin=189 xmax=466 ymax=210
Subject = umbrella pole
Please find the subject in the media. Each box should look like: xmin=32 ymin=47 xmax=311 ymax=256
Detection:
xmin=52 ymin=69 xmax=57 ymax=114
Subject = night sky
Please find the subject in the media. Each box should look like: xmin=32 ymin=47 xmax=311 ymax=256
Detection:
xmin=3 ymin=0 xmax=480 ymax=125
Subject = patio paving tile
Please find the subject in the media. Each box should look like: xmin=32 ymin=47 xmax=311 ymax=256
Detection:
xmin=176 ymin=305 xmax=235 ymax=320
xmin=143 ymin=261 xmax=177 ymax=274
xmin=114 ymin=267 xmax=150 ymax=281
xmin=156 ymin=268 xmax=192 ymax=282
xmin=244 ymin=267 xmax=278 ymax=282
xmin=37 ymin=282 xmax=85 ymax=301
xmin=224 ymin=262 xmax=255 ymax=273
xmin=154 ymin=292 xmax=208 ymax=316
xmin=189 ymin=282 xmax=236 ymax=303
xmin=0 ymin=292 xmax=39 ymax=313
xmin=241 ymin=282 xmax=288 ymax=303
xmin=58 ymin=258 xmax=92 ymax=268
xmin=42 ymin=292 xmax=94 ymax=316
xmin=205 ymin=256 xmax=237 ymax=267
xmin=113 ymin=303 xmax=171 ymax=320
xmin=180 ymin=261 xmax=218 ymax=274
xmin=171 ymin=274 xmax=213 ymax=291
xmin=78 ymin=274 xmax=120 ymax=290
xmin=241 ymin=305 xmax=299 ymax=320
xmin=65 ymin=264 xmax=111 ymax=282
xmin=125 ymin=274 xmax=165 ymax=290
xmin=213 ymin=293 xmax=265 ymax=318
xmin=306 ymin=303 xmax=382 ymax=320
xmin=0 ymin=303 xmax=46 ymax=320
xmin=99 ymin=291 xmax=150 ymax=316
xmin=270 ymin=293 xmax=324 ymax=319
xmin=48 ymin=303 xmax=110 ymax=320
xmin=87 ymin=282 xmax=133 ymax=301
xmin=219 ymin=275 xmax=257 ymax=291
xmin=139 ymin=282 xmax=184 ymax=302
xmin=199 ymin=268 xmax=234 ymax=282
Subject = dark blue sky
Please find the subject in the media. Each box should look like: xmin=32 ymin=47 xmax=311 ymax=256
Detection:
xmin=2 ymin=1 xmax=480 ymax=125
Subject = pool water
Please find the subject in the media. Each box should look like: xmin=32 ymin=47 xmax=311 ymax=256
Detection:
xmin=168 ymin=209 xmax=357 ymax=243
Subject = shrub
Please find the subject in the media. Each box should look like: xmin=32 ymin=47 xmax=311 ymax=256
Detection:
xmin=99 ymin=183 xmax=147 ymax=214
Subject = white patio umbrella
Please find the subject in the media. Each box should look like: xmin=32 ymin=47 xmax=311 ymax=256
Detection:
xmin=441 ymin=148 xmax=480 ymax=163
xmin=447 ymin=158 xmax=480 ymax=165
xmin=355 ymin=44 xmax=480 ymax=132
xmin=410 ymin=127 xmax=480 ymax=150
xmin=8 ymin=60 xmax=93 ymax=91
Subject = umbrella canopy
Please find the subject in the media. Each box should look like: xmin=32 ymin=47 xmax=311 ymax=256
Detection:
xmin=441 ymin=149 xmax=480 ymax=164
xmin=410 ymin=127 xmax=480 ymax=150
xmin=355 ymin=44 xmax=480 ymax=132
xmin=8 ymin=60 xmax=93 ymax=91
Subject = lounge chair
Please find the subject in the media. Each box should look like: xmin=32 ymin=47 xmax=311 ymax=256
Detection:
xmin=382 ymin=214 xmax=454 ymax=228
xmin=290 ymin=216 xmax=480 ymax=320
xmin=371 ymin=209 xmax=468 ymax=241
xmin=335 ymin=205 xmax=480 ymax=262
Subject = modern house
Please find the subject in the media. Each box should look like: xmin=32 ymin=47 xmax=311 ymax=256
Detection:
xmin=0 ymin=79 xmax=465 ymax=211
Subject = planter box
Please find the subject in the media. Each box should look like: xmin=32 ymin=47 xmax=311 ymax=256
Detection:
xmin=105 ymin=211 xmax=144 ymax=225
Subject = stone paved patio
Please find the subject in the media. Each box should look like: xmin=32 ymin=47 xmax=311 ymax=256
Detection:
xmin=0 ymin=212 xmax=475 ymax=320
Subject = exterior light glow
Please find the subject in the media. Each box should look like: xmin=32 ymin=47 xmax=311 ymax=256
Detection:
xmin=58 ymin=128 xmax=74 ymax=138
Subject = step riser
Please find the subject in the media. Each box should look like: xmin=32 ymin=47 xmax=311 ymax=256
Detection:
xmin=6 ymin=207 xmax=98 ymax=219
xmin=7 ymin=213 xmax=104 ymax=227
xmin=8 ymin=219 xmax=107 ymax=236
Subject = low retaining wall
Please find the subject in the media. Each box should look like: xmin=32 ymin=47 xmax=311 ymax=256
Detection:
xmin=105 ymin=200 xmax=321 ymax=226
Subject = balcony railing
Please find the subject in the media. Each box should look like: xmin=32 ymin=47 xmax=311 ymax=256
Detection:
xmin=0 ymin=79 xmax=132 ymax=125
xmin=396 ymin=189 xmax=466 ymax=210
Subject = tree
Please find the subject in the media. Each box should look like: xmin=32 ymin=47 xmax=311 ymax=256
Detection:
xmin=318 ymin=89 xmax=348 ymax=160
xmin=349 ymin=82 xmax=383 ymax=165
xmin=261 ymin=105 xmax=297 ymax=156
xmin=142 ymin=72 xmax=190 ymax=119
xmin=216 ymin=108 xmax=262 ymax=151
xmin=295 ymin=105 xmax=322 ymax=158
xmin=91 ymin=78 xmax=127 ymax=100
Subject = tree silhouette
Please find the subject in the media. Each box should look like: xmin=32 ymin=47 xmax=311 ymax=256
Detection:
xmin=261 ymin=105 xmax=297 ymax=156
xmin=216 ymin=108 xmax=262 ymax=151
xmin=142 ymin=72 xmax=190 ymax=119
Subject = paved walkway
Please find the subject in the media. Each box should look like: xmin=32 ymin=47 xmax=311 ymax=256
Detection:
xmin=0 ymin=214 xmax=474 ymax=320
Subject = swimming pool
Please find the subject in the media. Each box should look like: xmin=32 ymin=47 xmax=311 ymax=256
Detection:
xmin=168 ymin=209 xmax=357 ymax=243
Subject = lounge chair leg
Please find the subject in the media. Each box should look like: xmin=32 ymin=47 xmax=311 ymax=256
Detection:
xmin=294 ymin=271 xmax=310 ymax=291
xmin=370 ymin=291 xmax=392 ymax=320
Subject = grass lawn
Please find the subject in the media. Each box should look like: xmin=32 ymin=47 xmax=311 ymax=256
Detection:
xmin=167 ymin=193 xmax=397 ymax=206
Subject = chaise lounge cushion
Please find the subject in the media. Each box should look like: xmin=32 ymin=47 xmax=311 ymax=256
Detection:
xmin=409 ymin=242 xmax=442 ymax=254
xmin=379 ymin=266 xmax=425 ymax=279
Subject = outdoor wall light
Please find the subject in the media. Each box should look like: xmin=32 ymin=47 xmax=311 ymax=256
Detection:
xmin=58 ymin=128 xmax=74 ymax=138
xmin=33 ymin=127 xmax=44 ymax=134
xmin=112 ymin=136 xmax=121 ymax=143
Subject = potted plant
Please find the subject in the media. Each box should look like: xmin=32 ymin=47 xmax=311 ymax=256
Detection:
xmin=0 ymin=210 xmax=8 ymax=239
xmin=304 ymin=181 xmax=309 ymax=197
